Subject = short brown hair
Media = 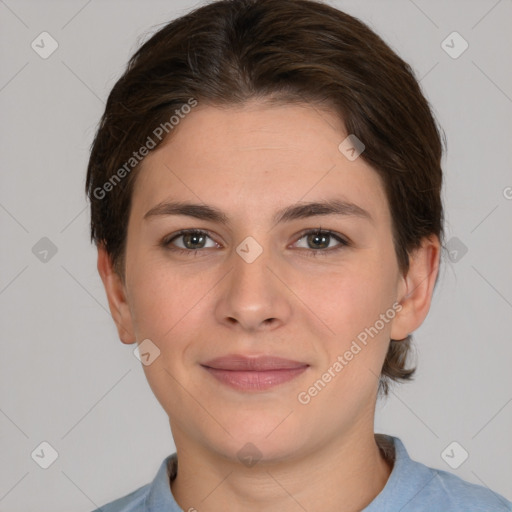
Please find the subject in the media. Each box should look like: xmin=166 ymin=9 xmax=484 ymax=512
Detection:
xmin=86 ymin=0 xmax=445 ymax=394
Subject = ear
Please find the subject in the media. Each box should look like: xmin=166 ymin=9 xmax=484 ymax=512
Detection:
xmin=97 ymin=245 xmax=136 ymax=344
xmin=390 ymin=235 xmax=440 ymax=341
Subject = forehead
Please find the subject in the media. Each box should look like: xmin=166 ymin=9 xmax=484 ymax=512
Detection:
xmin=130 ymin=101 xmax=391 ymax=228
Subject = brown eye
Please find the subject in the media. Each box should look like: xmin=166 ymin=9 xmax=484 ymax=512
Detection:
xmin=163 ymin=229 xmax=218 ymax=253
xmin=180 ymin=232 xmax=208 ymax=250
xmin=307 ymin=232 xmax=330 ymax=249
xmin=294 ymin=229 xmax=349 ymax=255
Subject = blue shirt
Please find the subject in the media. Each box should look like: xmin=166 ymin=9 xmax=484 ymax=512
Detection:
xmin=92 ymin=436 xmax=511 ymax=511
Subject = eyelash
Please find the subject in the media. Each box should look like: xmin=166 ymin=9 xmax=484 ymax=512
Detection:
xmin=161 ymin=228 xmax=350 ymax=257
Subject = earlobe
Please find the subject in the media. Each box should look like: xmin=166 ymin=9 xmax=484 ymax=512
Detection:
xmin=390 ymin=236 xmax=440 ymax=341
xmin=97 ymin=245 xmax=136 ymax=344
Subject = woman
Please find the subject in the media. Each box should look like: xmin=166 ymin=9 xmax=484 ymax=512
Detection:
xmin=86 ymin=0 xmax=511 ymax=510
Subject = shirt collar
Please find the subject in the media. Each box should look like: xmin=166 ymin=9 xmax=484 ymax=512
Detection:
xmin=364 ymin=435 xmax=437 ymax=512
xmin=144 ymin=452 xmax=180 ymax=511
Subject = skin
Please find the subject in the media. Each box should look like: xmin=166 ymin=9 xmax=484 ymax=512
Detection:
xmin=98 ymin=100 xmax=440 ymax=512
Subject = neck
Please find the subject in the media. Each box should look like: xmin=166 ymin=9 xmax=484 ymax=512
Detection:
xmin=170 ymin=427 xmax=393 ymax=512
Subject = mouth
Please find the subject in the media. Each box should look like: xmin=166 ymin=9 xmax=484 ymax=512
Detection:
xmin=201 ymin=354 xmax=309 ymax=391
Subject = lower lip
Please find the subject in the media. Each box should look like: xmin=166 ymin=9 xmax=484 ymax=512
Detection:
xmin=202 ymin=366 xmax=308 ymax=391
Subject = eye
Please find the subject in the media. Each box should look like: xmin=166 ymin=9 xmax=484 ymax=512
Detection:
xmin=161 ymin=227 xmax=350 ymax=257
xmin=293 ymin=228 xmax=350 ymax=255
xmin=162 ymin=229 xmax=218 ymax=254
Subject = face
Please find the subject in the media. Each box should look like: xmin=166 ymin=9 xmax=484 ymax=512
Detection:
xmin=101 ymin=100 xmax=435 ymax=464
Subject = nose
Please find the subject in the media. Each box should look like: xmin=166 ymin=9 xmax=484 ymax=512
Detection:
xmin=214 ymin=243 xmax=292 ymax=332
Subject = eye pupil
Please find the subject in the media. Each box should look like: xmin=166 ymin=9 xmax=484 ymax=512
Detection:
xmin=184 ymin=232 xmax=206 ymax=249
xmin=308 ymin=232 xmax=329 ymax=249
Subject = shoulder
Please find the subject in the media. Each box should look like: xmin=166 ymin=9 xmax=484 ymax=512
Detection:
xmin=370 ymin=436 xmax=512 ymax=512
xmin=422 ymin=466 xmax=512 ymax=511
xmin=90 ymin=483 xmax=150 ymax=512
xmin=89 ymin=453 xmax=178 ymax=512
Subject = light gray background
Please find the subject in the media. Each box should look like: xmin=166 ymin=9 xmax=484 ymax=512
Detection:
xmin=1 ymin=0 xmax=511 ymax=510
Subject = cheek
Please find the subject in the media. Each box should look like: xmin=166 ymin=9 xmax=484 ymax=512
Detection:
xmin=311 ymin=259 xmax=397 ymax=375
xmin=126 ymin=257 xmax=216 ymax=372
xmin=126 ymin=257 xmax=189 ymax=340
xmin=127 ymin=265 xmax=203 ymax=408
xmin=312 ymin=262 xmax=393 ymax=333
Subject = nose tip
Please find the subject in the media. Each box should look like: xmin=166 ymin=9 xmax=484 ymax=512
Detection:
xmin=215 ymin=248 xmax=291 ymax=332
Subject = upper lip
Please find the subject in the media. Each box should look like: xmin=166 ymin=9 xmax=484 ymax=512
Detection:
xmin=202 ymin=354 xmax=309 ymax=371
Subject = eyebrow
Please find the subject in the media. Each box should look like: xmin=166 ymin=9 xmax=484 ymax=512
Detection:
xmin=143 ymin=198 xmax=373 ymax=226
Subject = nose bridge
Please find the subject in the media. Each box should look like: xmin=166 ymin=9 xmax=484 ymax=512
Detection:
xmin=215 ymin=236 xmax=291 ymax=330
xmin=230 ymin=238 xmax=274 ymax=302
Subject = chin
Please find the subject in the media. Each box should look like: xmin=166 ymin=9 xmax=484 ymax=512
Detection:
xmin=212 ymin=417 xmax=310 ymax=464
xmin=215 ymin=436 xmax=303 ymax=467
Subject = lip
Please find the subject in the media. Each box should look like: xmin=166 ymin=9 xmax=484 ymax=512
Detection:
xmin=203 ymin=354 xmax=308 ymax=371
xmin=201 ymin=354 xmax=309 ymax=391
